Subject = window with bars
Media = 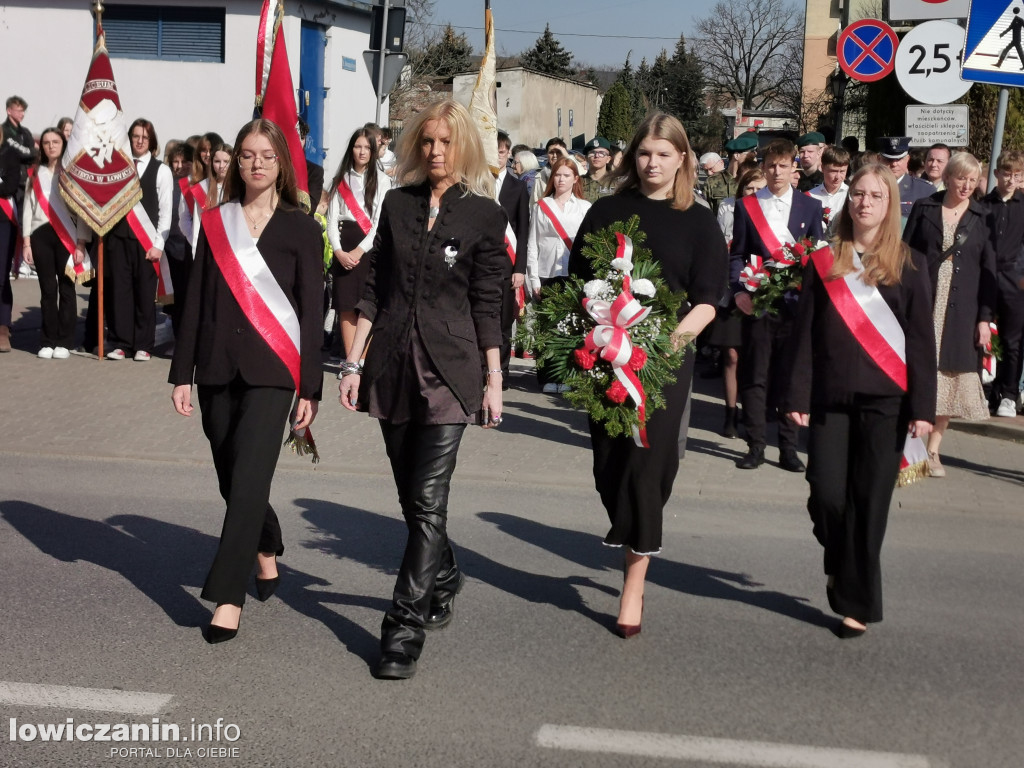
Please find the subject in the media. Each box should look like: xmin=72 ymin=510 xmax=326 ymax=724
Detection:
xmin=103 ymin=5 xmax=225 ymax=62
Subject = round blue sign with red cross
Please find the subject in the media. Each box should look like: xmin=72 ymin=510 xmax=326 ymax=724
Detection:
xmin=838 ymin=18 xmax=899 ymax=83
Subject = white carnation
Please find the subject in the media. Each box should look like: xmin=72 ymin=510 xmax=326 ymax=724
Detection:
xmin=631 ymin=278 xmax=655 ymax=297
xmin=610 ymin=257 xmax=633 ymax=271
xmin=584 ymin=279 xmax=609 ymax=299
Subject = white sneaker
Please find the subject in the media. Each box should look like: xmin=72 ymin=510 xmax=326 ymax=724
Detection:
xmin=106 ymin=348 xmax=126 ymax=360
xmin=37 ymin=347 xmax=54 ymax=359
xmin=996 ymin=397 xmax=1017 ymax=417
xmin=542 ymin=383 xmax=559 ymax=394
xmin=52 ymin=346 xmax=70 ymax=359
xmin=134 ymin=350 xmax=151 ymax=362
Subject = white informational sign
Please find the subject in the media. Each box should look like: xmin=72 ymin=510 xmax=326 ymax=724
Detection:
xmin=896 ymin=20 xmax=974 ymax=104
xmin=890 ymin=0 xmax=970 ymax=21
xmin=905 ymin=105 xmax=970 ymax=146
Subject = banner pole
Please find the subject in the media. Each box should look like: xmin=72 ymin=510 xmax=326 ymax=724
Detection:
xmin=97 ymin=239 xmax=104 ymax=360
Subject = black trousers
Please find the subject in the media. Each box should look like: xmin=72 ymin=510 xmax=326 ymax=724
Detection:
xmin=197 ymin=379 xmax=293 ymax=606
xmin=31 ymin=225 xmax=77 ymax=348
xmin=805 ymin=395 xmax=905 ymax=624
xmin=378 ymin=421 xmax=466 ymax=658
xmin=105 ymin=233 xmax=157 ymax=353
xmin=995 ymin=278 xmax=1024 ymax=402
xmin=498 ymin=260 xmax=518 ymax=379
xmin=165 ymin=253 xmax=192 ymax=341
xmin=0 ymin=216 xmax=14 ymax=328
xmin=739 ymin=314 xmax=799 ymax=451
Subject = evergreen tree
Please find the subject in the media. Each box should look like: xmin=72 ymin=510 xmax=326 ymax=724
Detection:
xmin=597 ymin=81 xmax=635 ymax=143
xmin=663 ymin=35 xmax=706 ymax=124
xmin=417 ymin=24 xmax=473 ymax=81
xmin=521 ymin=24 xmax=574 ymax=77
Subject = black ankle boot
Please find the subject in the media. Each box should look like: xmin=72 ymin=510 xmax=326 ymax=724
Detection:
xmin=722 ymin=406 xmax=738 ymax=438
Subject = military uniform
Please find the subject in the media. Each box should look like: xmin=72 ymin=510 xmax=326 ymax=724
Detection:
xmin=582 ymin=172 xmax=616 ymax=203
xmin=897 ymin=173 xmax=935 ymax=219
xmin=702 ymin=171 xmax=737 ymax=215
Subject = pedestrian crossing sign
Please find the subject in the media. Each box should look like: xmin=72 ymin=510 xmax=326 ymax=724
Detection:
xmin=962 ymin=0 xmax=1024 ymax=85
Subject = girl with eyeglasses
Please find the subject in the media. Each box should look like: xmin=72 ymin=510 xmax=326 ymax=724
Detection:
xmin=170 ymin=119 xmax=324 ymax=644
xmin=786 ymin=164 xmax=936 ymax=638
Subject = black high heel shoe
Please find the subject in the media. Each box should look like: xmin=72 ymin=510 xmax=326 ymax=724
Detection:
xmin=205 ymin=605 xmax=241 ymax=644
xmin=255 ymin=554 xmax=280 ymax=602
xmin=255 ymin=576 xmax=280 ymax=602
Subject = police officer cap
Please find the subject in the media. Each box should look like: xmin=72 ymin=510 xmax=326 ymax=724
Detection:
xmin=725 ymin=132 xmax=758 ymax=153
xmin=796 ymin=131 xmax=825 ymax=147
xmin=878 ymin=136 xmax=912 ymax=159
xmin=586 ymin=137 xmax=612 ymax=152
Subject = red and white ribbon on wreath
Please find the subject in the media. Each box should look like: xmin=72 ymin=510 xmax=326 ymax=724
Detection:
xmin=581 ymin=232 xmax=652 ymax=447
xmin=982 ymin=322 xmax=998 ymax=381
xmin=740 ymin=254 xmax=769 ymax=291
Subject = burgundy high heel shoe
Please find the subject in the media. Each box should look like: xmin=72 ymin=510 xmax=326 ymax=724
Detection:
xmin=615 ymin=598 xmax=643 ymax=639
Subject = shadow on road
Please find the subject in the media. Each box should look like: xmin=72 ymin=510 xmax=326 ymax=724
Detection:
xmin=478 ymin=511 xmax=832 ymax=629
xmin=942 ymin=453 xmax=1024 ymax=487
xmin=0 ymin=501 xmax=382 ymax=664
xmin=295 ymin=498 xmax=620 ymax=634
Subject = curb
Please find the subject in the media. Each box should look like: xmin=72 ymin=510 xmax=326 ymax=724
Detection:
xmin=948 ymin=417 xmax=1024 ymax=444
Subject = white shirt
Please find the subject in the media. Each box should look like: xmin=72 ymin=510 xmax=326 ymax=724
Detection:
xmin=526 ymin=194 xmax=591 ymax=292
xmin=756 ymin=185 xmax=795 ymax=243
xmin=807 ymin=182 xmax=848 ymax=223
xmin=716 ymin=196 xmax=736 ymax=242
xmin=494 ymin=168 xmax=507 ymax=201
xmin=327 ymin=168 xmax=391 ymax=254
xmin=133 ymin=151 xmax=173 ymax=251
xmin=21 ymin=165 xmax=92 ymax=242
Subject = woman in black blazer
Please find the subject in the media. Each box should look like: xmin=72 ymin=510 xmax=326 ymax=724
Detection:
xmin=902 ymin=153 xmax=997 ymax=477
xmin=786 ymin=165 xmax=936 ymax=637
xmin=170 ymin=119 xmax=324 ymax=643
xmin=339 ymin=100 xmax=506 ymax=680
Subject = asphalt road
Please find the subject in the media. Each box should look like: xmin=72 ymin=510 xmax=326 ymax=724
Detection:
xmin=2 ymin=279 xmax=1023 ymax=767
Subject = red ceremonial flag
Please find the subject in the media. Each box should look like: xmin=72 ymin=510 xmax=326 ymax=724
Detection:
xmin=256 ymin=0 xmax=310 ymax=212
xmin=58 ymin=21 xmax=141 ymax=235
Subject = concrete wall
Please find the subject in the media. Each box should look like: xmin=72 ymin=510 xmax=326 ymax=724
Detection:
xmin=0 ymin=0 xmax=379 ymax=180
xmin=453 ymin=67 xmax=599 ymax=149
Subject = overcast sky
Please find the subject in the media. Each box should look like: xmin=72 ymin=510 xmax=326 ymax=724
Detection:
xmin=418 ymin=0 xmax=723 ymax=70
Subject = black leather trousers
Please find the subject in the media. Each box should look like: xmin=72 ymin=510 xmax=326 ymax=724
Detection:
xmin=378 ymin=421 xmax=466 ymax=658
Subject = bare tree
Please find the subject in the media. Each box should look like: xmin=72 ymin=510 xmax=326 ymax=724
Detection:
xmin=692 ymin=0 xmax=804 ymax=109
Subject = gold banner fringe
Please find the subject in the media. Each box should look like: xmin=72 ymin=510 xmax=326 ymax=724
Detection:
xmin=897 ymin=460 xmax=928 ymax=488
xmin=284 ymin=431 xmax=320 ymax=465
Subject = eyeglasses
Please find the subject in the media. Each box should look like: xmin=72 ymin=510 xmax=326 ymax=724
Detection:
xmin=848 ymin=190 xmax=888 ymax=203
xmin=238 ymin=153 xmax=279 ymax=168
xmin=588 ymin=151 xmax=610 ymax=158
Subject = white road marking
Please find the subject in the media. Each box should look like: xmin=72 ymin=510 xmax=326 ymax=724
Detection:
xmin=0 ymin=681 xmax=173 ymax=715
xmin=535 ymin=725 xmax=944 ymax=768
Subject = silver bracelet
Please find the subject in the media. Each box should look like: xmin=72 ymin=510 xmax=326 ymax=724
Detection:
xmin=486 ymin=369 xmax=502 ymax=375
xmin=337 ymin=361 xmax=361 ymax=378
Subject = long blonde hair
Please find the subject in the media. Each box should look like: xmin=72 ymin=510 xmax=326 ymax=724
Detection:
xmin=831 ymin=164 xmax=911 ymax=286
xmin=394 ymin=100 xmax=494 ymax=197
xmin=612 ymin=112 xmax=695 ymax=210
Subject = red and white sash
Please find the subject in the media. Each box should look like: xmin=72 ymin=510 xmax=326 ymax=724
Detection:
xmin=0 ymin=196 xmax=16 ymax=226
xmin=504 ymin=223 xmax=524 ymax=312
xmin=202 ymin=201 xmax=302 ymax=389
xmin=179 ymin=177 xmax=196 ymax=212
xmin=191 ymin=180 xmax=208 ymax=211
xmin=31 ymin=169 xmax=95 ymax=283
xmin=537 ymin=198 xmax=575 ymax=253
xmin=336 ymin=178 xmax=372 ymax=236
xmin=126 ymin=203 xmax=173 ymax=304
xmin=809 ymin=246 xmax=928 ymax=478
xmin=742 ymin=194 xmax=793 ymax=262
xmin=809 ymin=246 xmax=906 ymax=390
